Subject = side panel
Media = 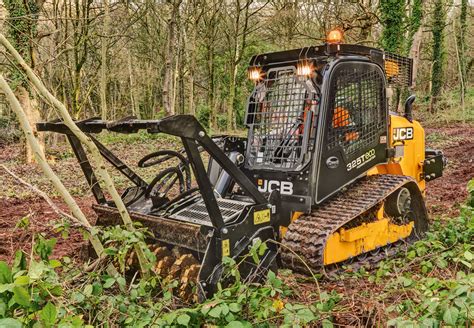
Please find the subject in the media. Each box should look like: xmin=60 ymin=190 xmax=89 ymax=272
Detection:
xmin=368 ymin=115 xmax=426 ymax=192
xmin=314 ymin=60 xmax=388 ymax=203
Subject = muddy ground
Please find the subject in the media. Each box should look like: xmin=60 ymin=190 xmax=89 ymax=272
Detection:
xmin=0 ymin=122 xmax=472 ymax=315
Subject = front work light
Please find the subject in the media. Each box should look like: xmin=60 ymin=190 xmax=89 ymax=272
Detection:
xmin=248 ymin=67 xmax=262 ymax=82
xmin=297 ymin=61 xmax=313 ymax=77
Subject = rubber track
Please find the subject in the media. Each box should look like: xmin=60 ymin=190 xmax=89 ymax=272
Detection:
xmin=281 ymin=174 xmax=417 ymax=273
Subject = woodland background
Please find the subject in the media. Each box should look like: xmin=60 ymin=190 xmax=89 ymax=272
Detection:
xmin=0 ymin=1 xmax=473 ymax=326
xmin=0 ymin=0 xmax=472 ymax=135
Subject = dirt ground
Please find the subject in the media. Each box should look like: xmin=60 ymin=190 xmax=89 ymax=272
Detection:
xmin=0 ymin=122 xmax=472 ymax=265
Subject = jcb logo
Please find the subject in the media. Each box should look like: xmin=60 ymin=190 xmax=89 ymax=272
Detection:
xmin=393 ymin=127 xmax=414 ymax=141
xmin=257 ymin=179 xmax=294 ymax=195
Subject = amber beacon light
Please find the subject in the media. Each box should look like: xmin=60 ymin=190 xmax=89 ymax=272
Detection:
xmin=327 ymin=28 xmax=343 ymax=44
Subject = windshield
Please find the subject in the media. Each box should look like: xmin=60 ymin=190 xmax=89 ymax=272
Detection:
xmin=245 ymin=67 xmax=318 ymax=170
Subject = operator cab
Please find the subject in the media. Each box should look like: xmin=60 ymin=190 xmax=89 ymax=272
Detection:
xmin=237 ymin=30 xmax=414 ymax=211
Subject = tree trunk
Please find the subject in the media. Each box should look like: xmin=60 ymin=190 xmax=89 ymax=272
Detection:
xmin=0 ymin=33 xmax=151 ymax=274
xmin=163 ymin=0 xmax=180 ymax=117
xmin=409 ymin=29 xmax=423 ymax=88
xmin=16 ymin=87 xmax=44 ymax=163
xmin=0 ymin=75 xmax=114 ymax=276
xmin=100 ymin=0 xmax=110 ymax=120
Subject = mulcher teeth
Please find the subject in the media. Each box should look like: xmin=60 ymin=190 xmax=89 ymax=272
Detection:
xmin=124 ymin=243 xmax=201 ymax=301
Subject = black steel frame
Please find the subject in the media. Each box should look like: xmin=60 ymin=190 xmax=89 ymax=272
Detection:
xmin=37 ymin=115 xmax=268 ymax=228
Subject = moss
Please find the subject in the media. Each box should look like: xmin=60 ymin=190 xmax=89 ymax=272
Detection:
xmin=431 ymin=0 xmax=446 ymax=106
xmin=379 ymin=0 xmax=406 ymax=53
xmin=4 ymin=0 xmax=40 ymax=89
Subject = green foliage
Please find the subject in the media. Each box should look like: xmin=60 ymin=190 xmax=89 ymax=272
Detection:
xmin=405 ymin=0 xmax=423 ymax=54
xmin=377 ymin=199 xmax=474 ymax=327
xmin=467 ymin=178 xmax=474 ymax=207
xmin=97 ymin=224 xmax=157 ymax=273
xmin=379 ymin=0 xmax=406 ymax=53
xmin=431 ymin=0 xmax=446 ymax=103
xmin=4 ymin=0 xmax=40 ymax=88
xmin=0 ymin=235 xmax=86 ymax=326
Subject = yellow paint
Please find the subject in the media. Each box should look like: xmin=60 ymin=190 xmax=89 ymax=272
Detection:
xmin=222 ymin=239 xmax=230 ymax=257
xmin=368 ymin=114 xmax=426 ymax=192
xmin=254 ymin=209 xmax=271 ymax=225
xmin=280 ymin=211 xmax=303 ymax=237
xmin=324 ymin=218 xmax=414 ymax=265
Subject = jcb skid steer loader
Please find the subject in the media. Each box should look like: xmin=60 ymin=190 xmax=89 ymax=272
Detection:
xmin=38 ymin=36 xmax=446 ymax=301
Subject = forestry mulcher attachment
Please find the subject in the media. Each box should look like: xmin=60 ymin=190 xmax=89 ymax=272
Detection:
xmin=38 ymin=34 xmax=446 ymax=301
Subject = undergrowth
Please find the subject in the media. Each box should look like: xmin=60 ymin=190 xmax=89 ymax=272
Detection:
xmin=0 ymin=181 xmax=473 ymax=327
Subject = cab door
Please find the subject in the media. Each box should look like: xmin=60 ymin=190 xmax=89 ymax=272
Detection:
xmin=314 ymin=59 xmax=388 ymax=203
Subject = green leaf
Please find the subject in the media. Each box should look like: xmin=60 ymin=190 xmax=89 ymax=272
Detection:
xmin=226 ymin=321 xmax=252 ymax=328
xmin=463 ymin=250 xmax=473 ymax=261
xmin=443 ymin=306 xmax=459 ymax=325
xmin=296 ymin=308 xmax=315 ymax=323
xmin=103 ymin=278 xmax=115 ymax=288
xmin=29 ymin=259 xmax=47 ymax=280
xmin=0 ymin=300 xmax=6 ymax=317
xmin=176 ymin=314 xmax=190 ymax=326
xmin=229 ymin=303 xmax=241 ymax=313
xmin=14 ymin=275 xmax=29 ymax=286
xmin=322 ymin=319 xmax=334 ymax=328
xmin=48 ymin=259 xmax=62 ymax=269
xmin=12 ymin=251 xmax=26 ymax=273
xmin=0 ymin=284 xmax=13 ymax=293
xmin=0 ymin=262 xmax=12 ymax=284
xmin=208 ymin=306 xmax=222 ymax=318
xmin=13 ymin=285 xmax=30 ymax=307
xmin=116 ymin=277 xmax=126 ymax=288
xmin=40 ymin=302 xmax=57 ymax=325
xmin=0 ymin=318 xmax=22 ymax=328
xmin=83 ymin=284 xmax=93 ymax=297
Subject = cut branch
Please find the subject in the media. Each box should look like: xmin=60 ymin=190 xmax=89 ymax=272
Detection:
xmin=0 ymin=74 xmax=118 ymax=276
xmin=0 ymin=32 xmax=150 ymax=275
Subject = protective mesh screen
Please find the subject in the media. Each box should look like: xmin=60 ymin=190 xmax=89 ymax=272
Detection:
xmin=327 ymin=64 xmax=385 ymax=156
xmin=246 ymin=67 xmax=317 ymax=170
xmin=384 ymin=52 xmax=413 ymax=87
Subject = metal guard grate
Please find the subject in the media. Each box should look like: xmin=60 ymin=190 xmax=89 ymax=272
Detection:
xmin=170 ymin=198 xmax=251 ymax=226
xmin=384 ymin=52 xmax=413 ymax=87
xmin=327 ymin=64 xmax=385 ymax=156
xmin=245 ymin=67 xmax=317 ymax=171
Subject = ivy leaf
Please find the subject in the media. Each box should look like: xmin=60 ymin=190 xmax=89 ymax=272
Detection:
xmin=443 ymin=306 xmax=459 ymax=326
xmin=176 ymin=314 xmax=190 ymax=326
xmin=13 ymin=286 xmax=30 ymax=307
xmin=40 ymin=302 xmax=57 ymax=326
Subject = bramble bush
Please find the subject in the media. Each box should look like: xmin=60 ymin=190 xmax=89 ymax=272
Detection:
xmin=0 ymin=224 xmax=339 ymax=327
xmin=1 ymin=180 xmax=472 ymax=327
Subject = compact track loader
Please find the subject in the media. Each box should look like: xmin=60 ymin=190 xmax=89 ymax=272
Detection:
xmin=38 ymin=35 xmax=446 ymax=301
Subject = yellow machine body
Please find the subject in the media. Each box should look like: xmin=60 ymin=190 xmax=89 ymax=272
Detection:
xmin=283 ymin=114 xmax=427 ymax=265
